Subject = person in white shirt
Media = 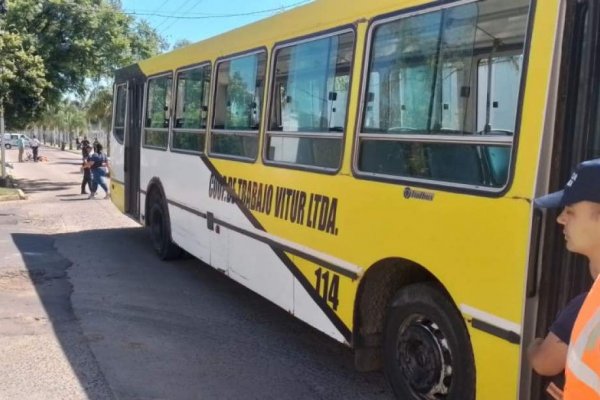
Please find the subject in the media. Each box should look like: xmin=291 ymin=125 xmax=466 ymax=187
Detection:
xmin=29 ymin=136 xmax=40 ymax=162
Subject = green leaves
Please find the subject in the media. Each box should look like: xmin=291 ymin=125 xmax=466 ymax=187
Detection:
xmin=86 ymin=86 xmax=113 ymax=131
xmin=1 ymin=0 xmax=166 ymax=128
xmin=0 ymin=28 xmax=48 ymax=127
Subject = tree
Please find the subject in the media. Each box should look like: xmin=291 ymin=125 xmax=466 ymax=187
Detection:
xmin=129 ymin=20 xmax=169 ymax=60
xmin=172 ymin=39 xmax=193 ymax=51
xmin=86 ymin=86 xmax=112 ymax=132
xmin=60 ymin=100 xmax=87 ymax=149
xmin=1 ymin=0 xmax=166 ymax=129
xmin=86 ymin=85 xmax=113 ymax=152
xmin=0 ymin=29 xmax=48 ymax=127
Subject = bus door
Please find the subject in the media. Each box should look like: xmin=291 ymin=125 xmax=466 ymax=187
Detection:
xmin=125 ymin=79 xmax=143 ymax=219
xmin=523 ymin=0 xmax=600 ymax=398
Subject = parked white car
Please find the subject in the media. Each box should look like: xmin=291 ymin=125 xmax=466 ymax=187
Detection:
xmin=2 ymin=133 xmax=31 ymax=149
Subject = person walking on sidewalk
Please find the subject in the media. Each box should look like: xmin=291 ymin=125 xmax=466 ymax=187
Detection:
xmin=29 ymin=136 xmax=40 ymax=162
xmin=80 ymin=137 xmax=90 ymax=157
xmin=17 ymin=135 xmax=26 ymax=162
xmin=85 ymin=143 xmax=109 ymax=199
xmin=80 ymin=144 xmax=92 ymax=195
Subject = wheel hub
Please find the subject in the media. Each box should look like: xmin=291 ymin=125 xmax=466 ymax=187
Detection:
xmin=396 ymin=315 xmax=453 ymax=399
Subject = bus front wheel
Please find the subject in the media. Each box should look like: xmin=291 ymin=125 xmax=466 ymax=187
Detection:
xmin=384 ymin=283 xmax=475 ymax=400
xmin=149 ymin=200 xmax=182 ymax=260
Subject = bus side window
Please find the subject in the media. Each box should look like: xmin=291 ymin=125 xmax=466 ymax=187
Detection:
xmin=265 ymin=30 xmax=355 ymax=170
xmin=172 ymin=64 xmax=211 ymax=153
xmin=144 ymin=74 xmax=172 ymax=149
xmin=357 ymin=0 xmax=528 ymax=190
xmin=113 ymin=84 xmax=127 ymax=144
xmin=210 ymin=52 xmax=266 ymax=160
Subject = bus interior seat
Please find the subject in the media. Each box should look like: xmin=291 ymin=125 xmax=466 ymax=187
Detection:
xmin=484 ymin=147 xmax=511 ymax=186
xmin=481 ymin=130 xmax=512 ymax=186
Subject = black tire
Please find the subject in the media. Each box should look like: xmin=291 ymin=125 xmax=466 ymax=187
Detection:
xmin=384 ymin=283 xmax=475 ymax=400
xmin=4 ymin=144 xmax=11 ymax=149
xmin=148 ymin=199 xmax=182 ymax=260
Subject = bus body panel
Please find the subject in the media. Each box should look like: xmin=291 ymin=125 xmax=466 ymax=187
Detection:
xmin=110 ymin=0 xmax=567 ymax=398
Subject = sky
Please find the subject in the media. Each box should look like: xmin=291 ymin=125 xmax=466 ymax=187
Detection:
xmin=120 ymin=0 xmax=314 ymax=49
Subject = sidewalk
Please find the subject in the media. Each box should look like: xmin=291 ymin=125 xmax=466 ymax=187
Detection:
xmin=0 ymin=146 xmax=134 ymax=399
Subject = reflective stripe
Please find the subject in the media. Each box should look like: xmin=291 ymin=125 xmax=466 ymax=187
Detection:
xmin=567 ymin=310 xmax=600 ymax=395
xmin=460 ymin=304 xmax=521 ymax=334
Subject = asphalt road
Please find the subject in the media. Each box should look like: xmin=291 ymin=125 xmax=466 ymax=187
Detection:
xmin=0 ymin=145 xmax=392 ymax=400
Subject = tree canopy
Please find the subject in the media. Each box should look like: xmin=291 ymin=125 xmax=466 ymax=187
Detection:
xmin=172 ymin=39 xmax=193 ymax=51
xmin=0 ymin=0 xmax=167 ymax=129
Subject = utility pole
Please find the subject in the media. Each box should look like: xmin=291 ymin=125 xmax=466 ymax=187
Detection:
xmin=0 ymin=0 xmax=6 ymax=181
xmin=0 ymin=99 xmax=6 ymax=181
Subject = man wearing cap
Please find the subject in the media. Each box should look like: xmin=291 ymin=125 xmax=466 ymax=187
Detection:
xmin=535 ymin=158 xmax=600 ymax=399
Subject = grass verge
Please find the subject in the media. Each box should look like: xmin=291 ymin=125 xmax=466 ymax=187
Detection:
xmin=0 ymin=176 xmax=25 ymax=201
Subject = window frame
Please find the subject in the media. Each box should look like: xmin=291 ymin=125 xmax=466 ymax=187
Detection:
xmin=208 ymin=47 xmax=268 ymax=163
xmin=142 ymin=71 xmax=174 ymax=152
xmin=112 ymin=82 xmax=128 ymax=145
xmin=351 ymin=0 xmax=533 ymax=196
xmin=262 ymin=26 xmax=357 ymax=174
xmin=171 ymin=61 xmax=212 ymax=155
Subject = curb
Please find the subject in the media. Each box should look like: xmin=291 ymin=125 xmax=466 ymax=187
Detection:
xmin=0 ymin=190 xmax=24 ymax=202
xmin=0 ymin=175 xmax=26 ymax=201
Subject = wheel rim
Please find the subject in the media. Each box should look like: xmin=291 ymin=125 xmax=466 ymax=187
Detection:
xmin=151 ymin=208 xmax=164 ymax=250
xmin=394 ymin=314 xmax=453 ymax=399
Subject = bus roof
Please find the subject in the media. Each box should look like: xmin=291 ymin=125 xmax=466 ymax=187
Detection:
xmin=116 ymin=0 xmax=420 ymax=77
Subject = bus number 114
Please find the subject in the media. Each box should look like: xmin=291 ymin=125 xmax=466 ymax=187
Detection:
xmin=314 ymin=268 xmax=340 ymax=311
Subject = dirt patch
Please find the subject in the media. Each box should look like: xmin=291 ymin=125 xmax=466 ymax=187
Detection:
xmin=0 ymin=270 xmax=35 ymax=291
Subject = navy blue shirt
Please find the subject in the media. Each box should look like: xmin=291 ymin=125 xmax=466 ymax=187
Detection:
xmin=89 ymin=153 xmax=106 ymax=169
xmin=549 ymin=292 xmax=588 ymax=344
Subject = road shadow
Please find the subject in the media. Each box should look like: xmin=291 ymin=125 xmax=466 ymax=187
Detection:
xmin=58 ymin=198 xmax=92 ymax=202
xmin=56 ymin=194 xmax=84 ymax=198
xmin=11 ymin=232 xmax=115 ymax=399
xmin=12 ymin=227 xmax=392 ymax=400
xmin=49 ymin=161 xmax=81 ymax=167
xmin=15 ymin=178 xmax=80 ymax=194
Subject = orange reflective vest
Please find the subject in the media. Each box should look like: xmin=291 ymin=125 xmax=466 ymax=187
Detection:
xmin=564 ymin=276 xmax=600 ymax=399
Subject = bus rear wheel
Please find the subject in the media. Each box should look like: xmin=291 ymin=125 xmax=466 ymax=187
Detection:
xmin=149 ymin=199 xmax=182 ymax=260
xmin=383 ymin=283 xmax=475 ymax=400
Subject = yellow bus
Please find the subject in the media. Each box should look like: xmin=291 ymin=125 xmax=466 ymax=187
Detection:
xmin=108 ymin=0 xmax=598 ymax=398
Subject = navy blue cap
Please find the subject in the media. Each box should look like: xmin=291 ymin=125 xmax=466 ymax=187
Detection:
xmin=535 ymin=158 xmax=600 ymax=208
